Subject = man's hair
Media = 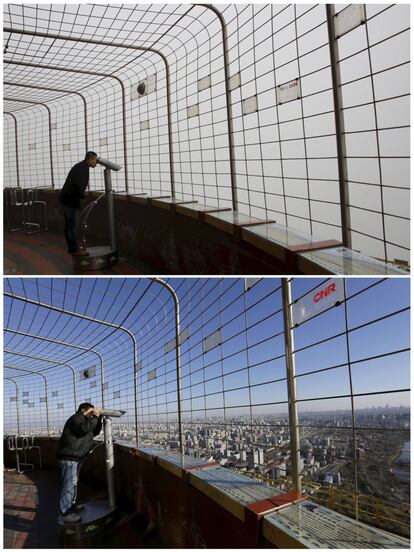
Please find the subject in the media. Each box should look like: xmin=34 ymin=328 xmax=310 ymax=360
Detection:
xmin=85 ymin=151 xmax=98 ymax=161
xmin=78 ymin=402 xmax=94 ymax=412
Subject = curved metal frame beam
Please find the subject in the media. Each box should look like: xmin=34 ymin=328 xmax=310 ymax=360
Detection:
xmin=4 ymin=28 xmax=176 ymax=196
xmin=151 ymin=278 xmax=184 ymax=453
xmin=4 ymin=365 xmax=51 ymax=436
xmin=4 ymin=348 xmax=77 ymax=411
xmin=5 ymin=81 xmax=89 ymax=152
xmin=3 ymin=112 xmax=20 ymax=187
xmin=4 ymin=292 xmax=139 ymax=444
xmin=4 ymin=97 xmax=55 ymax=187
xmin=198 ymin=4 xmax=238 ymax=210
xmin=4 ymin=377 xmax=20 ymax=436
xmin=4 ymin=328 xmax=105 ymax=408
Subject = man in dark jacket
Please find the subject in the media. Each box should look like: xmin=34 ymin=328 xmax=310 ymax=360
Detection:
xmin=59 ymin=151 xmax=98 ymax=257
xmin=57 ymin=402 xmax=102 ymax=523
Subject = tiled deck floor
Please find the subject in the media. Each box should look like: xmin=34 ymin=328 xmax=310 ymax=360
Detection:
xmin=4 ymin=469 xmax=61 ymax=548
xmin=3 ymin=469 xmax=166 ymax=549
xmin=4 ymin=230 xmax=154 ymax=275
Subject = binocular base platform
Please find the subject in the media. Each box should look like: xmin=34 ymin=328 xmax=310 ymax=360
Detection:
xmin=58 ymin=500 xmax=119 ymax=542
xmin=73 ymin=246 xmax=119 ymax=271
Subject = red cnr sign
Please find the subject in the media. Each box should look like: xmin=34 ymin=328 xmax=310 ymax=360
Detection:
xmin=313 ymin=283 xmax=336 ymax=303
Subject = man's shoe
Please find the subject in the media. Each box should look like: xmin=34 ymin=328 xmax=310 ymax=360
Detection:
xmin=72 ymin=504 xmax=85 ymax=512
xmin=63 ymin=512 xmax=81 ymax=523
xmin=72 ymin=249 xmax=89 ymax=257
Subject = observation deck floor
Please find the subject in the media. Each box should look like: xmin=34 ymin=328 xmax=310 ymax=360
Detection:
xmin=3 ymin=468 xmax=166 ymax=549
xmin=4 ymin=230 xmax=154 ymax=275
xmin=4 ymin=468 xmax=63 ymax=548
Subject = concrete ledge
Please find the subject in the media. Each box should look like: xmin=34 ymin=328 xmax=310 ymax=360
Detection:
xmin=296 ymin=247 xmax=408 ymax=275
xmin=241 ymin=223 xmax=341 ymax=273
xmin=3 ymin=439 xmax=410 ymax=548
xmin=116 ymin=445 xmax=410 ymax=549
xmin=176 ymin=203 xmax=232 ymax=220
xmin=150 ymin=198 xmax=198 ymax=211
xmin=21 ymin=189 xmax=408 ymax=275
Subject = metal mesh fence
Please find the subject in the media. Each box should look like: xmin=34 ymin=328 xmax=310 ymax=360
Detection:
xmin=3 ymin=3 xmax=410 ymax=262
xmin=3 ymin=276 xmax=410 ymax=531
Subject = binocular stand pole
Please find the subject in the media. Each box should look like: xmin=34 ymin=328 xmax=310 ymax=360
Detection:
xmin=73 ymin=167 xmax=119 ymax=271
xmin=104 ymin=416 xmax=116 ymax=509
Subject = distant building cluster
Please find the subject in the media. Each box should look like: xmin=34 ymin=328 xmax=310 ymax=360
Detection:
xmin=6 ymin=406 xmax=409 ymax=505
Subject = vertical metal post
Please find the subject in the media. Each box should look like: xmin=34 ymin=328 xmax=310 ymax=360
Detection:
xmin=104 ymin=168 xmax=117 ymax=250
xmin=44 ymin=375 xmax=50 ymax=434
xmin=163 ymin=58 xmax=175 ymax=198
xmin=281 ymin=279 xmax=301 ymax=493
xmin=132 ymin=335 xmax=139 ymax=446
xmin=44 ymin=103 xmax=55 ymax=189
xmin=151 ymin=278 xmax=184 ymax=453
xmin=173 ymin=289 xmax=183 ymax=453
xmin=103 ymin=416 xmax=116 ymax=509
xmin=5 ymin=377 xmax=20 ymax=436
xmin=343 ymin=281 xmax=359 ymax=521
xmin=80 ymin=93 xmax=89 ymax=152
xmin=118 ymin=80 xmax=129 ymax=193
xmin=73 ymin=367 xmax=78 ymax=411
xmin=326 ymin=5 xmax=351 ymax=248
xmin=6 ymin=113 xmax=20 ymax=187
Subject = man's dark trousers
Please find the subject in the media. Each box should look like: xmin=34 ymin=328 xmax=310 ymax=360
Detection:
xmin=63 ymin=206 xmax=79 ymax=254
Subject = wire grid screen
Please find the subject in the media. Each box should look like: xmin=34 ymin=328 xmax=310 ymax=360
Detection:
xmin=3 ymin=278 xmax=289 ymax=446
xmin=4 ymin=369 xmax=49 ymax=436
xmin=220 ymin=3 xmax=410 ymax=261
xmin=137 ymin=279 xmax=289 ymax=453
xmin=170 ymin=9 xmax=232 ymax=206
xmin=336 ymin=4 xmax=410 ymax=261
xmin=290 ymin=277 xmax=410 ymax=530
xmin=3 ymin=280 xmax=139 ymax=440
xmin=3 ymin=4 xmax=410 ymax=262
xmin=223 ymin=4 xmax=341 ymax=229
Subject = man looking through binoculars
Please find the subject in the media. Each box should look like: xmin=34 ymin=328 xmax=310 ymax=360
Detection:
xmin=59 ymin=152 xmax=98 ymax=258
xmin=56 ymin=402 xmax=103 ymax=523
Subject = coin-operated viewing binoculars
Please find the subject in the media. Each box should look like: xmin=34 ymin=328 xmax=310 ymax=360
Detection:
xmin=74 ymin=156 xmax=122 ymax=271
xmin=100 ymin=408 xmax=126 ymax=417
xmin=59 ymin=407 xmax=127 ymax=542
